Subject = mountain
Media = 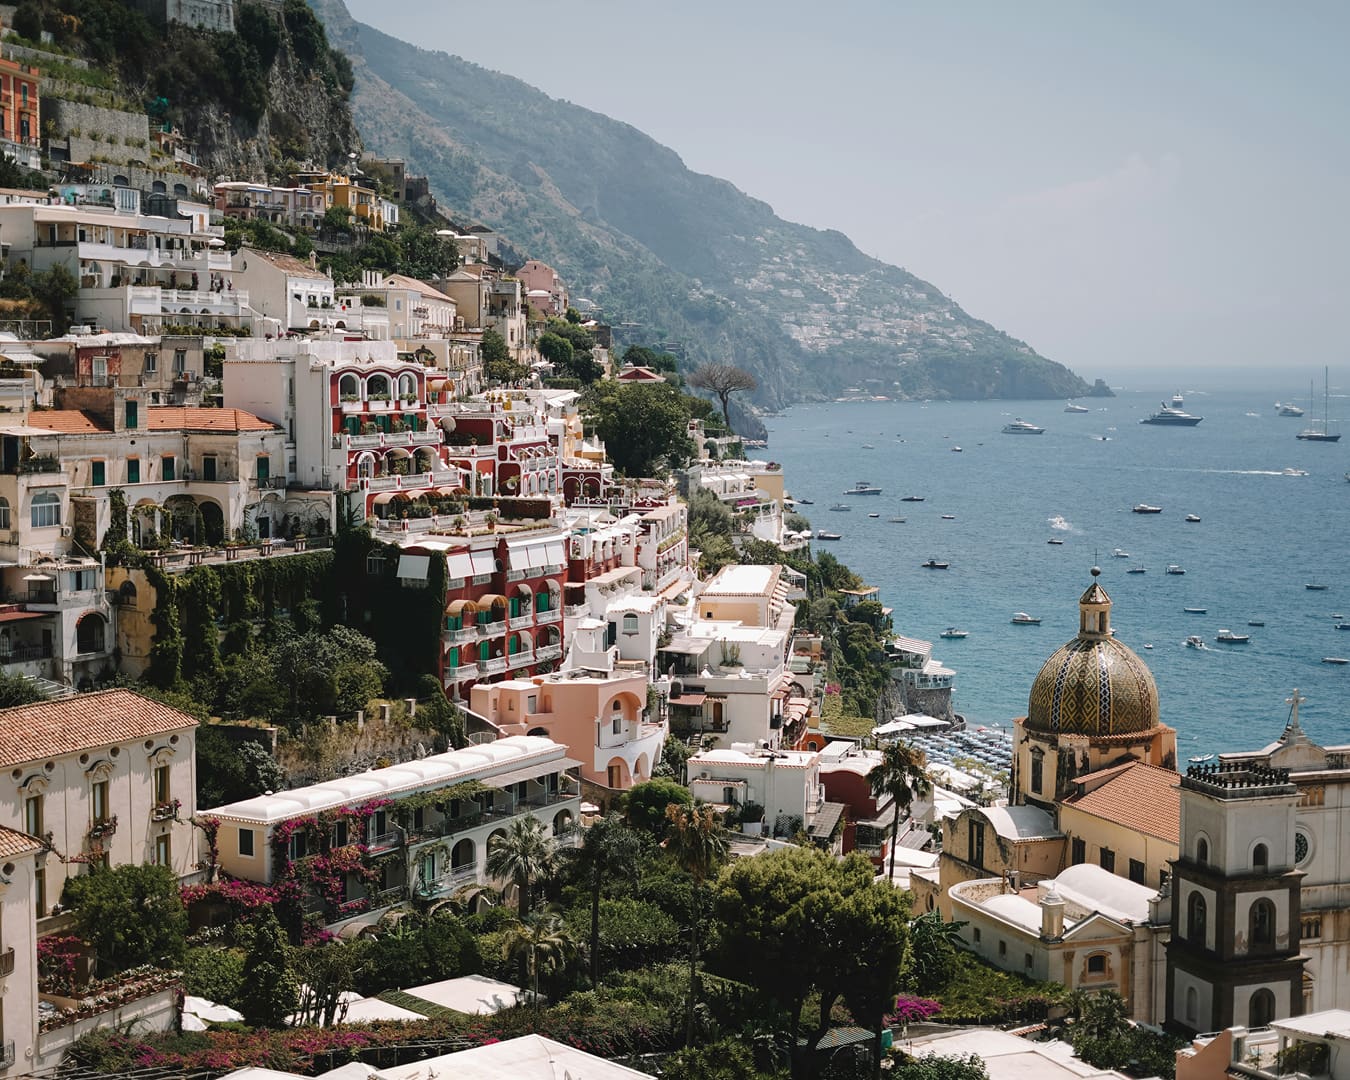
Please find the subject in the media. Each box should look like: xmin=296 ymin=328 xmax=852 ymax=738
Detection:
xmin=311 ymin=0 xmax=1097 ymax=407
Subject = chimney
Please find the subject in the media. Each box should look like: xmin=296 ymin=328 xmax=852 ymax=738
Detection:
xmin=379 ymin=702 xmax=392 ymax=723
xmin=405 ymin=698 xmax=417 ymax=718
xmin=1041 ymin=883 xmax=1065 ymax=940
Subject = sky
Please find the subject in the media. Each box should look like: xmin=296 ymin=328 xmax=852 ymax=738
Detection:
xmin=345 ymin=1 xmax=1349 ymax=382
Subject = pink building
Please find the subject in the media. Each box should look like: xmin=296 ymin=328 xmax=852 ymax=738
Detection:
xmin=516 ymin=260 xmax=568 ymax=317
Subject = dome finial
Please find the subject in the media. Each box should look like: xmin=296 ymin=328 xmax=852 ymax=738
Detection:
xmin=1090 ymin=565 xmax=1101 ymax=578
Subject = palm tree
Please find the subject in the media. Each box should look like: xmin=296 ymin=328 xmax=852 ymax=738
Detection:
xmin=502 ymin=912 xmax=577 ymax=1028
xmin=867 ymin=740 xmax=931 ymax=884
xmin=485 ymin=816 xmax=557 ymax=917
xmin=665 ymin=802 xmax=729 ymax=1046
xmin=561 ymin=813 xmax=643 ymax=987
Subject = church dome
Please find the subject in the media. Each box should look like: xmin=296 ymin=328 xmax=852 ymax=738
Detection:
xmin=1026 ymin=572 xmax=1159 ymax=736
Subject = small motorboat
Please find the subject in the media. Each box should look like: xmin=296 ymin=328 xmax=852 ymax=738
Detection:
xmin=1282 ymin=468 xmax=1309 ymax=476
xmin=951 ymin=446 xmax=963 ymax=452
xmin=940 ymin=628 xmax=968 ymax=639
xmin=1306 ymin=584 xmax=1329 ymax=591
xmin=1065 ymin=401 xmax=1090 ymax=413
xmin=1336 ymin=624 xmax=1350 ymax=631
xmin=795 ymin=498 xmax=814 ymax=505
xmin=862 ymin=444 xmax=875 ymax=450
xmin=814 ymin=530 xmax=842 ymax=541
xmin=941 ymin=514 xmax=956 ymax=520
xmin=1322 ymin=657 xmax=1350 ymax=665
xmin=1002 ymin=418 xmax=1046 ymax=434
xmin=1185 ymin=514 xmax=1202 ymax=523
xmin=1216 ymin=629 xmax=1250 ymax=643
xmin=1189 ymin=753 xmax=1215 ymax=764
xmin=846 ymin=481 xmax=883 ymax=495
xmin=1132 ymin=504 xmax=1163 ymax=514
xmin=1047 ymin=538 xmax=1064 ymax=545
xmin=901 ymin=496 xmax=925 ymax=502
xmin=1111 ymin=549 xmax=1131 ymax=558
xmin=1166 ymin=565 xmax=1186 ymax=575
xmin=888 ymin=517 xmax=906 ymax=523
xmin=1011 ymin=612 xmax=1041 ymax=625
xmin=1248 ymin=620 xmax=1266 ymax=627
xmin=867 ymin=512 xmax=880 ymax=518
xmin=921 ymin=559 xmax=950 ymax=570
xmin=1184 ymin=607 xmax=1208 ymax=614
xmin=1186 ymin=636 xmax=1207 ymax=649
xmin=1127 ymin=567 xmax=1147 ymax=574
xmin=1143 ymin=643 xmax=1154 ymax=649
xmin=829 ymin=503 xmax=852 ymax=512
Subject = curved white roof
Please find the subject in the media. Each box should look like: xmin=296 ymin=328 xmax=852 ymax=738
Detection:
xmin=1053 ymin=863 xmax=1155 ymax=925
xmin=203 ymin=735 xmax=564 ymax=825
xmin=980 ymin=893 xmax=1042 ymax=934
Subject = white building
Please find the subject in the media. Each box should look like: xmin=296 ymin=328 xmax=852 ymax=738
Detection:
xmin=230 ymin=246 xmax=336 ymax=335
xmin=687 ymin=743 xmax=843 ymax=849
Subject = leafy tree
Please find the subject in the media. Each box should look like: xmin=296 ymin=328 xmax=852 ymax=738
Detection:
xmin=891 ymin=1053 xmax=989 ymax=1080
xmin=661 ymin=1038 xmax=780 ymax=1080
xmin=268 ymin=625 xmax=388 ymax=728
xmin=562 ymin=813 xmax=645 ymax=985
xmin=904 ymin=912 xmax=966 ymax=995
xmin=714 ymin=847 xmax=909 ymax=1078
xmin=181 ymin=945 xmax=246 ymax=1009
xmin=623 ymin=344 xmax=679 ymax=373
xmin=582 ymin=381 xmax=695 ymax=477
xmin=63 ymin=864 xmax=187 ymax=976
xmin=868 ymin=741 xmax=931 ymax=884
xmin=687 ymin=363 xmax=757 ymax=433
xmin=323 ymin=205 xmax=354 ymax=234
xmin=11 ymin=2 xmax=42 ymax=40
xmin=395 ymin=224 xmax=458 ymax=279
xmin=31 ymin=265 xmax=80 ymax=335
xmin=536 ymin=331 xmax=573 ymax=371
xmin=1064 ymin=989 xmax=1183 ymax=1078
xmin=239 ymin=909 xmax=297 ymax=1028
xmin=481 ymin=327 xmax=526 ymax=383
xmin=486 ymin=815 xmax=558 ymax=917
xmin=503 ymin=913 xmax=578 ymax=1028
xmin=292 ymin=939 xmax=363 ymax=1027
xmin=623 ymin=778 xmax=692 ymax=837
xmin=0 ymin=669 xmax=46 ymax=708
xmin=665 ymin=803 xmax=728 ymax=1047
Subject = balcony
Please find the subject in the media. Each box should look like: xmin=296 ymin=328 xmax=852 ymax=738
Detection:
xmin=0 ymin=1040 xmax=12 ymax=1068
xmin=444 ymin=625 xmax=478 ymax=645
xmin=250 ymin=476 xmax=287 ymax=490
xmin=508 ymin=612 xmax=533 ymax=630
xmin=478 ymin=656 xmax=508 ymax=676
xmin=507 ymin=649 xmax=534 ymax=669
xmin=416 ymin=865 xmax=478 ymax=898
xmin=536 ymin=608 xmax=562 ymax=625
xmin=365 ymin=830 xmax=402 ymax=854
xmin=0 ymin=946 xmax=14 ymax=976
xmin=450 ymin=664 xmax=480 ymax=682
xmin=534 ymin=643 xmax=562 ymax=663
xmin=564 ymin=604 xmax=588 ymax=619
xmin=0 ymin=643 xmax=53 ymax=664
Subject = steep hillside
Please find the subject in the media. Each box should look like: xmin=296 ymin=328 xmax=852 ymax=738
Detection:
xmin=312 ymin=0 xmax=1100 ymax=405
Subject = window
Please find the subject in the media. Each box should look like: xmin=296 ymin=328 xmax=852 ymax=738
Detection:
xmin=369 ymin=810 xmax=388 ymax=839
xmin=24 ymin=794 xmax=42 ymax=836
xmin=238 ymin=828 xmax=255 ymax=857
xmin=1250 ymin=899 xmax=1276 ymax=950
xmin=998 ymin=941 xmax=1006 ymax=958
xmin=1099 ymin=847 xmax=1115 ymax=873
xmin=125 ymin=400 xmax=138 ymax=428
xmin=202 ymin=455 xmax=217 ymax=481
xmin=1253 ymin=843 xmax=1269 ymax=871
xmin=144 ymin=351 xmax=157 ymax=374
xmin=256 ymin=456 xmax=270 ymax=481
xmin=1030 ymin=750 xmax=1043 ymax=794
xmin=154 ymin=833 xmax=171 ymax=867
xmin=153 ymin=764 xmax=170 ymax=806
xmin=1071 ymin=837 xmax=1086 ymax=865
xmin=332 ymin=821 xmax=348 ymax=848
xmin=162 ymin=455 xmax=175 ymax=481
xmin=1025 ymin=953 xmax=1033 ymax=969
xmin=968 ymin=821 xmax=985 ymax=868
xmin=526 ymin=694 xmax=538 ymax=715
xmin=622 ymin=613 xmax=639 ymax=635
xmin=972 ymin=928 xmax=981 ymax=943
xmin=613 ymin=714 xmax=623 ymax=735
xmin=1196 ymin=837 xmax=1209 ymax=866
xmin=34 ymin=866 xmax=46 ymax=915
xmin=173 ymin=349 xmax=186 ymax=374
xmin=1185 ymin=986 xmax=1198 ymax=1026
xmin=31 ymin=492 xmax=60 ymax=528
xmin=1302 ymin=916 xmax=1323 ymax=940
xmin=127 ymin=458 xmax=140 ymax=484
xmin=289 ymin=831 xmax=308 ymax=860
xmin=1129 ymin=858 xmax=1146 ymax=884
xmin=1187 ymin=891 xmax=1207 ymax=944
xmin=1250 ymin=988 xmax=1276 ymax=1028
xmin=91 ymin=779 xmax=110 ymax=825
xmin=1087 ymin=953 xmax=1108 ymax=974
xmin=608 ymin=764 xmax=622 ymax=788
xmin=91 ymin=460 xmax=106 ymax=486
xmin=0 ymin=496 xmax=8 ymax=530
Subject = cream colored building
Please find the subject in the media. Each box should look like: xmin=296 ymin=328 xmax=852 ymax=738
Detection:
xmin=0 ymin=826 xmax=42 ymax=1076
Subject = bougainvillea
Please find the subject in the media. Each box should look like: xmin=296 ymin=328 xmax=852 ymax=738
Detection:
xmin=37 ymin=934 xmax=86 ymax=996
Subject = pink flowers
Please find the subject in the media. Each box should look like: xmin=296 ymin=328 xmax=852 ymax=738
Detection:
xmin=887 ymin=994 xmax=942 ymax=1026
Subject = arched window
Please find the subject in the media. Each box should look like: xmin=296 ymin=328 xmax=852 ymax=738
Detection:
xmin=367 ymin=374 xmax=390 ymax=399
xmin=398 ymin=373 xmax=416 ymax=399
xmin=1185 ymin=986 xmax=1199 ymax=1026
xmin=621 ymin=613 xmax=639 ymax=634
xmin=1250 ymin=988 xmax=1276 ymax=1028
xmin=1253 ymin=843 xmax=1268 ymax=871
xmin=30 ymin=492 xmax=60 ymax=528
xmin=76 ymin=614 xmax=105 ymax=654
xmin=1087 ymin=953 xmax=1108 ymax=975
xmin=338 ymin=373 xmax=359 ymax=399
xmin=1250 ymin=898 xmax=1276 ymax=951
xmin=1187 ymin=891 xmax=1207 ymax=944
xmin=1196 ymin=837 xmax=1209 ymax=866
xmin=0 ymin=496 xmax=9 ymax=530
xmin=1030 ymin=749 xmax=1044 ymax=795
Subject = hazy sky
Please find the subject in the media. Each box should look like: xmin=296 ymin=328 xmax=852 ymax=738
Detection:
xmin=346 ymin=1 xmax=1348 ymax=379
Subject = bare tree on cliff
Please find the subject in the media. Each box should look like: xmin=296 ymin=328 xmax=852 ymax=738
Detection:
xmin=688 ymin=363 xmax=756 ymax=433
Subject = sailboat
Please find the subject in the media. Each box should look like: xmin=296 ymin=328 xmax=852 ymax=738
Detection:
xmin=1297 ymin=367 xmax=1341 ymax=442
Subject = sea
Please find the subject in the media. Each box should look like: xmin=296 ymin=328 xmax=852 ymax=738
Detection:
xmin=763 ymin=381 xmax=1350 ymax=759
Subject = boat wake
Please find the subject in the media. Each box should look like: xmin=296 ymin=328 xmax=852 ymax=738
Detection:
xmin=1047 ymin=515 xmax=1075 ymax=532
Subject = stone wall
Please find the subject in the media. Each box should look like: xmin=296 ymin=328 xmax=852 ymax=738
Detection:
xmin=276 ymin=704 xmax=450 ymax=786
xmin=44 ymin=99 xmax=150 ymax=150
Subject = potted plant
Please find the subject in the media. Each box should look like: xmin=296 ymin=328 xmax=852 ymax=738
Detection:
xmin=740 ymin=802 xmax=765 ymax=837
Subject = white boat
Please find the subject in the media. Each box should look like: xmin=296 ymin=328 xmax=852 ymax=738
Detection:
xmin=1216 ymin=629 xmax=1250 ymax=643
xmin=1047 ymin=538 xmax=1064 ymax=545
xmin=940 ymin=628 xmax=968 ymax=639
xmin=1064 ymin=401 xmax=1090 ymax=413
xmin=1111 ymin=548 xmax=1131 ymax=558
xmin=1185 ymin=514 xmax=1202 ymax=523
xmin=829 ymin=503 xmax=852 ymax=512
xmin=1166 ymin=565 xmax=1186 ymax=575
xmin=846 ymin=481 xmax=883 ymax=495
xmin=1282 ymin=468 xmax=1309 ymax=477
xmin=814 ymin=530 xmax=842 ymax=541
xmin=1186 ymin=635 xmax=1206 ymax=649
xmin=1002 ymin=418 xmax=1045 ymax=435
xmin=1276 ymin=401 xmax=1305 ymax=417
xmin=1184 ymin=607 xmax=1207 ymax=614
xmin=941 ymin=514 xmax=956 ymax=520
xmin=1132 ymin=504 xmax=1163 ymax=514
xmin=1322 ymin=657 xmax=1349 ymax=665
xmin=1011 ymin=612 xmax=1041 ymax=625
xmin=867 ymin=512 xmax=880 ymax=518
xmin=1306 ymin=583 xmax=1329 ymax=591
xmin=1127 ymin=567 xmax=1147 ymax=574
xmin=1189 ymin=753 xmax=1215 ymax=763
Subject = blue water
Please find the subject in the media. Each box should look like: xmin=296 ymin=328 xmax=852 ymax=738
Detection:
xmin=765 ymin=383 xmax=1350 ymax=756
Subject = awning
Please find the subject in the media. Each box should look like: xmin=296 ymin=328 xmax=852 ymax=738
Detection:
xmin=668 ymin=693 xmax=706 ymax=707
xmin=469 ymin=550 xmax=496 ymax=575
xmin=397 ymin=554 xmax=430 ymax=581
xmin=483 ymin=757 xmax=585 ymax=788
xmin=0 ymin=610 xmax=47 ymax=623
xmin=371 ymin=492 xmax=399 ymax=505
xmin=428 ymin=378 xmax=449 ymax=389
xmin=544 ymin=540 xmax=566 ymax=565
xmin=446 ymin=599 xmax=478 ymax=617
xmin=22 ymin=573 xmax=53 ymax=582
xmin=477 ymin=593 xmax=508 ymax=610
xmin=446 ymin=553 xmax=475 ymax=579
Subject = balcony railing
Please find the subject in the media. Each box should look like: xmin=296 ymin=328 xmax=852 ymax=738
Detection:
xmin=0 ymin=946 xmax=14 ymax=976
xmin=536 ymin=608 xmax=562 ymax=624
xmin=0 ymin=643 xmax=53 ymax=663
xmin=507 ymin=649 xmax=534 ymax=669
xmin=417 ymin=865 xmax=478 ymax=897
xmin=450 ymin=663 xmax=479 ymax=682
xmin=534 ymin=643 xmax=562 ymax=662
xmin=508 ymin=613 xmax=533 ymax=630
xmin=478 ymin=656 xmax=508 ymax=675
xmin=365 ymin=830 xmax=402 ymax=854
xmin=0 ymin=1040 xmax=12 ymax=1068
xmin=444 ymin=625 xmax=478 ymax=645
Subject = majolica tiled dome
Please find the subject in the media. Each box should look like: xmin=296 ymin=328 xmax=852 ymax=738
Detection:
xmin=1026 ymin=573 xmax=1159 ymax=736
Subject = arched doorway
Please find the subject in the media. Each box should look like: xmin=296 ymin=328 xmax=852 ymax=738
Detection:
xmin=199 ymin=501 xmax=225 ymax=546
xmin=1250 ymin=988 xmax=1276 ymax=1027
xmin=76 ymin=612 xmax=107 ymax=654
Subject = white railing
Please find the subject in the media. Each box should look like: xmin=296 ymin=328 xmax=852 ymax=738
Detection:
xmin=536 ymin=608 xmax=562 ymax=624
xmin=444 ymin=626 xmax=478 ymax=645
xmin=478 ymin=657 xmax=508 ymax=675
xmin=507 ymin=649 xmax=535 ymax=668
xmin=534 ymin=644 xmax=562 ymax=662
xmin=508 ymin=613 xmax=533 ymax=629
xmin=451 ymin=664 xmax=480 ymax=681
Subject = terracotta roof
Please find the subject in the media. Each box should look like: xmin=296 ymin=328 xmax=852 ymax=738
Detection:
xmin=243 ymin=246 xmax=331 ymax=279
xmin=0 ymin=825 xmax=42 ymax=858
xmin=146 ymin=408 xmax=278 ymax=433
xmin=0 ymin=689 xmax=198 ymax=767
xmin=1061 ymin=761 xmax=1180 ymax=844
xmin=381 ymin=274 xmax=455 ymax=303
xmin=28 ymin=410 xmax=109 ymax=434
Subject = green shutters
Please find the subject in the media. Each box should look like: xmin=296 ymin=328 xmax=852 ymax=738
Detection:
xmin=256 ymin=456 xmax=270 ymax=481
xmin=448 ymin=646 xmax=459 ymax=668
xmin=124 ymin=400 xmax=138 ymax=429
xmin=536 ymin=591 xmax=549 ymax=612
xmin=478 ymin=640 xmax=490 ymax=661
xmin=203 ymin=456 xmax=217 ymax=481
xmin=126 ymin=458 xmax=139 ymax=484
xmin=509 ymin=596 xmax=521 ymax=618
xmin=91 ymin=461 xmax=105 ymax=486
xmin=162 ymin=455 xmax=175 ymax=481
